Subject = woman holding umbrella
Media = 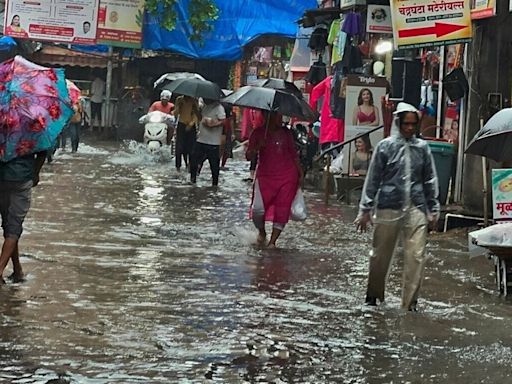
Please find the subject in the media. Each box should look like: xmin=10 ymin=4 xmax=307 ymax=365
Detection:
xmin=246 ymin=112 xmax=303 ymax=248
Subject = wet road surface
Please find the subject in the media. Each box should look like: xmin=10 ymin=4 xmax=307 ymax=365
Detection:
xmin=1 ymin=140 xmax=512 ymax=383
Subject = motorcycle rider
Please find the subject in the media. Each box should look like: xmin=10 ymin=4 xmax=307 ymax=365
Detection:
xmin=148 ymin=90 xmax=175 ymax=144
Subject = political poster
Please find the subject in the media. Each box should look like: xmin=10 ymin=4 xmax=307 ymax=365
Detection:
xmin=3 ymin=0 xmax=99 ymax=45
xmin=97 ymin=0 xmax=145 ymax=48
xmin=492 ymin=169 xmax=512 ymax=222
xmin=342 ymin=75 xmax=388 ymax=175
xmin=390 ymin=0 xmax=472 ymax=49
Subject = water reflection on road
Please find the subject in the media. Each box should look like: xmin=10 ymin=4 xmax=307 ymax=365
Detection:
xmin=0 ymin=141 xmax=511 ymax=383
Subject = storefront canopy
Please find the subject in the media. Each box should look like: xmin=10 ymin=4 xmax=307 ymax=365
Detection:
xmin=143 ymin=0 xmax=317 ymax=60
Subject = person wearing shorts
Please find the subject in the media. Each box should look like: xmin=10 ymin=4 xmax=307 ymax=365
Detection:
xmin=0 ymin=152 xmax=46 ymax=283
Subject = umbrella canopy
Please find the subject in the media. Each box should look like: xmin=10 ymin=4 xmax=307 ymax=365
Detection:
xmin=252 ymin=78 xmax=303 ymax=98
xmin=465 ymin=108 xmax=512 ymax=162
xmin=0 ymin=56 xmax=73 ymax=162
xmin=154 ymin=72 xmax=205 ymax=89
xmin=162 ymin=78 xmax=224 ymax=100
xmin=221 ymin=86 xmax=318 ymax=121
xmin=0 ymin=36 xmax=17 ymax=52
xmin=66 ymin=80 xmax=81 ymax=104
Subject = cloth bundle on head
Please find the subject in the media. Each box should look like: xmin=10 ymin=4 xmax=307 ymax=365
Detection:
xmin=160 ymin=90 xmax=172 ymax=100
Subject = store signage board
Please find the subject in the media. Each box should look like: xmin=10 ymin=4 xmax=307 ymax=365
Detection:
xmin=390 ymin=0 xmax=472 ymax=49
xmin=367 ymin=5 xmax=393 ymax=34
xmin=471 ymin=0 xmax=496 ymax=20
xmin=97 ymin=0 xmax=144 ymax=48
xmin=492 ymin=169 xmax=512 ymax=221
xmin=3 ymin=0 xmax=99 ymax=45
xmin=340 ymin=0 xmax=365 ymax=10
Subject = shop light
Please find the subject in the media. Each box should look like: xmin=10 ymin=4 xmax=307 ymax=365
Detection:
xmin=375 ymin=40 xmax=393 ymax=55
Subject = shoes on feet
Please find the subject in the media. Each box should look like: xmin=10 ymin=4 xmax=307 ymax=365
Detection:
xmin=365 ymin=295 xmax=377 ymax=306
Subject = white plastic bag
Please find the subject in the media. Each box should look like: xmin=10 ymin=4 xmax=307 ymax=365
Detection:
xmin=330 ymin=152 xmax=344 ymax=173
xmin=291 ymin=188 xmax=307 ymax=221
xmin=252 ymin=180 xmax=265 ymax=216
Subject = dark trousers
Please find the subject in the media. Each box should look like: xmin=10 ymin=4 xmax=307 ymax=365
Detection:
xmin=176 ymin=122 xmax=196 ymax=169
xmin=190 ymin=142 xmax=220 ymax=186
xmin=68 ymin=122 xmax=80 ymax=152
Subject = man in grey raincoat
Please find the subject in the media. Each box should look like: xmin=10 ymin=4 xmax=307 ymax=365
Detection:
xmin=355 ymin=102 xmax=440 ymax=311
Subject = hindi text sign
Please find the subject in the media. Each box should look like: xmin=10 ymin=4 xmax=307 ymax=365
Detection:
xmin=97 ymin=0 xmax=144 ymax=48
xmin=492 ymin=169 xmax=512 ymax=221
xmin=390 ymin=0 xmax=472 ymax=49
xmin=3 ymin=0 xmax=99 ymax=45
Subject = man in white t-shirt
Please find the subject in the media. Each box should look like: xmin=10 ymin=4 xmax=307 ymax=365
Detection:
xmin=90 ymin=76 xmax=105 ymax=131
xmin=190 ymin=99 xmax=226 ymax=186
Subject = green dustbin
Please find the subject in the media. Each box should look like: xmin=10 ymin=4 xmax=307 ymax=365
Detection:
xmin=427 ymin=141 xmax=456 ymax=205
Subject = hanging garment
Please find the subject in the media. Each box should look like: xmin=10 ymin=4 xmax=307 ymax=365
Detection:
xmin=328 ymin=19 xmax=347 ymax=65
xmin=330 ymin=66 xmax=347 ymax=119
xmin=341 ymin=12 xmax=364 ymax=37
xmin=304 ymin=60 xmax=327 ymax=85
xmin=310 ymin=76 xmax=345 ymax=144
xmin=340 ymin=39 xmax=363 ymax=72
xmin=308 ymin=26 xmax=329 ymax=52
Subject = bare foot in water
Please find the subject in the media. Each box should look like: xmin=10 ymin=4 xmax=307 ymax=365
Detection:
xmin=267 ymin=243 xmax=277 ymax=249
xmin=256 ymin=231 xmax=267 ymax=246
xmin=7 ymin=272 xmax=25 ymax=283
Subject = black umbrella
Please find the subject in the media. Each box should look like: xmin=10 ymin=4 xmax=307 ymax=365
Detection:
xmin=465 ymin=108 xmax=512 ymax=162
xmin=153 ymin=72 xmax=205 ymax=89
xmin=252 ymin=78 xmax=303 ymax=98
xmin=162 ymin=78 xmax=224 ymax=100
xmin=221 ymin=86 xmax=318 ymax=121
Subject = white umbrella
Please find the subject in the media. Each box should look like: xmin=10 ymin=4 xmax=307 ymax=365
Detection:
xmin=153 ymin=72 xmax=205 ymax=89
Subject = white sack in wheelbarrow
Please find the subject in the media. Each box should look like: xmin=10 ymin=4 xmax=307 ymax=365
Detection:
xmin=468 ymin=223 xmax=512 ymax=258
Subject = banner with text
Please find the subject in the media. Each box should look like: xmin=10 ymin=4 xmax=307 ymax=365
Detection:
xmin=3 ymin=0 xmax=99 ymax=45
xmin=390 ymin=0 xmax=472 ymax=49
xmin=97 ymin=0 xmax=144 ymax=48
xmin=471 ymin=0 xmax=496 ymax=20
xmin=492 ymin=169 xmax=512 ymax=221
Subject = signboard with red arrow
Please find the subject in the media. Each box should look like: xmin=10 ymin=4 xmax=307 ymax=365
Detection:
xmin=390 ymin=0 xmax=472 ymax=49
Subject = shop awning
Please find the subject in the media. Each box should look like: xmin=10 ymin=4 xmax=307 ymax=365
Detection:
xmin=143 ymin=0 xmax=317 ymax=60
xmin=298 ymin=7 xmax=343 ymax=28
xmin=31 ymin=45 xmax=111 ymax=68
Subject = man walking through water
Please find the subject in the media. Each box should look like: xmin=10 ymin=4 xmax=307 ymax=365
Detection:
xmin=0 ymin=151 xmax=47 ymax=283
xmin=355 ymin=102 xmax=439 ymax=311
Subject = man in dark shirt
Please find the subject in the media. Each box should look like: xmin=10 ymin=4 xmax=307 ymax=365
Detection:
xmin=0 ymin=151 xmax=46 ymax=283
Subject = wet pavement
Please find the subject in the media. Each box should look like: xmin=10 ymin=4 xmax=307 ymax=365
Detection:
xmin=1 ymin=140 xmax=512 ymax=383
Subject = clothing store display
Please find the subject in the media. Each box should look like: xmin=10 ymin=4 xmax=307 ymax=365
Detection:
xmin=304 ymin=59 xmax=327 ymax=85
xmin=341 ymin=12 xmax=364 ymax=37
xmin=308 ymin=26 xmax=329 ymax=52
xmin=328 ymin=19 xmax=347 ymax=65
xmin=330 ymin=66 xmax=347 ymax=119
xmin=268 ymin=62 xmax=286 ymax=79
xmin=357 ymin=107 xmax=376 ymax=124
xmin=310 ymin=76 xmax=345 ymax=144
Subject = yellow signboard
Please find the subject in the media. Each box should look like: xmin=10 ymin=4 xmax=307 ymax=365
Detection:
xmin=97 ymin=0 xmax=145 ymax=48
xmin=390 ymin=0 xmax=472 ymax=49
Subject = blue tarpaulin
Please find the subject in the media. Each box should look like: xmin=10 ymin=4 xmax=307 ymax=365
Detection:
xmin=0 ymin=36 xmax=17 ymax=51
xmin=143 ymin=0 xmax=317 ymax=60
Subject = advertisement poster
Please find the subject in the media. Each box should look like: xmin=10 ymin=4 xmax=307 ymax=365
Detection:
xmin=367 ymin=5 xmax=393 ymax=34
xmin=3 ymin=0 xmax=99 ymax=44
xmin=390 ymin=0 xmax=472 ymax=49
xmin=492 ymin=169 xmax=512 ymax=221
xmin=471 ymin=0 xmax=496 ymax=19
xmin=343 ymin=75 xmax=388 ymax=175
xmin=97 ymin=0 xmax=144 ymax=48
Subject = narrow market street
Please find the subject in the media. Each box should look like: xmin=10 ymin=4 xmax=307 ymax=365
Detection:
xmin=1 ymin=140 xmax=511 ymax=383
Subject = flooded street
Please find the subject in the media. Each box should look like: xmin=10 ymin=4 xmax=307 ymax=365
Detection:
xmin=1 ymin=140 xmax=512 ymax=383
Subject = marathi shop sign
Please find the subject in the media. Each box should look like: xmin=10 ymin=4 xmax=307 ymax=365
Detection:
xmin=492 ymin=169 xmax=512 ymax=221
xmin=3 ymin=0 xmax=99 ymax=45
xmin=390 ymin=0 xmax=472 ymax=49
xmin=97 ymin=0 xmax=145 ymax=48
xmin=471 ymin=0 xmax=496 ymax=20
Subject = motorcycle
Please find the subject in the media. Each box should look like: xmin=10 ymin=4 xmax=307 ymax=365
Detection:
xmin=138 ymin=111 xmax=175 ymax=152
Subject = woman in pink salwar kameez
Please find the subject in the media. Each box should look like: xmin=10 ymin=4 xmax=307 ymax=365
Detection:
xmin=246 ymin=113 xmax=303 ymax=248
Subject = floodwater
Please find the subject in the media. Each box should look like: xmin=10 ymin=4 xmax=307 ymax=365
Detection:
xmin=1 ymin=140 xmax=512 ymax=383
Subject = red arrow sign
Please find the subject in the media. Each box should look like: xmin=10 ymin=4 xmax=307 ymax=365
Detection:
xmin=398 ymin=22 xmax=467 ymax=39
